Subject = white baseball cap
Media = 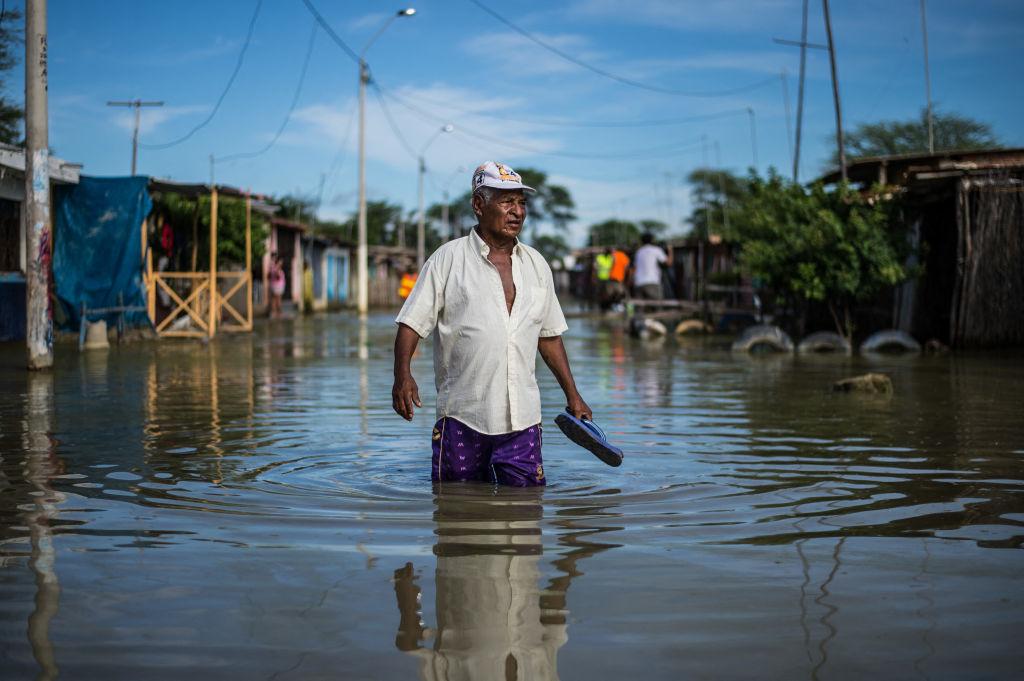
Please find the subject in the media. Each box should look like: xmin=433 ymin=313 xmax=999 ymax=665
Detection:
xmin=472 ymin=161 xmax=536 ymax=194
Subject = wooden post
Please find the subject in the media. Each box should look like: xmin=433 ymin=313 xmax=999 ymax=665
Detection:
xmin=245 ymin=191 xmax=252 ymax=330
xmin=146 ymin=245 xmax=155 ymax=325
xmin=209 ymin=188 xmax=218 ymax=338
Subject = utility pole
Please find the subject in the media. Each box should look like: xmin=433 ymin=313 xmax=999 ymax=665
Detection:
xmin=106 ymin=99 xmax=164 ymax=175
xmin=920 ymin=0 xmax=935 ymax=154
xmin=773 ymin=0 xmax=823 ymax=181
xmin=25 ymin=0 xmax=52 ymax=370
xmin=356 ymin=59 xmax=370 ymax=314
xmin=746 ymin=107 xmax=759 ymax=171
xmin=780 ymin=70 xmax=794 ymax=171
xmin=822 ymin=0 xmax=847 ymax=182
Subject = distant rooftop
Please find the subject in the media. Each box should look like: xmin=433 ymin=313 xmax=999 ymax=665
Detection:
xmin=816 ymin=147 xmax=1024 ymax=187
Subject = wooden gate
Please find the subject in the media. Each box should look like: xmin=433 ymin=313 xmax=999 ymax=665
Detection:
xmin=144 ymin=188 xmax=254 ymax=339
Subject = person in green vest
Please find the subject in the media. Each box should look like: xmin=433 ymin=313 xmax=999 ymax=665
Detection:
xmin=593 ymin=248 xmax=615 ymax=311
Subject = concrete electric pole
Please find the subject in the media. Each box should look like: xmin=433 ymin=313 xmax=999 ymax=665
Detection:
xmin=106 ymin=99 xmax=164 ymax=175
xmin=24 ymin=0 xmax=52 ymax=370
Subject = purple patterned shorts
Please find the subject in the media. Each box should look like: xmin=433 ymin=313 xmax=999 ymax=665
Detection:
xmin=431 ymin=417 xmax=545 ymax=487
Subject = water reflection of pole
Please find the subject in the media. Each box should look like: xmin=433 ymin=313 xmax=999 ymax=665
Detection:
xmin=359 ymin=317 xmax=369 ymax=438
xmin=23 ymin=372 xmax=61 ymax=680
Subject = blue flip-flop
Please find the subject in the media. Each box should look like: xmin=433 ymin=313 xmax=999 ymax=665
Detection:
xmin=554 ymin=411 xmax=623 ymax=467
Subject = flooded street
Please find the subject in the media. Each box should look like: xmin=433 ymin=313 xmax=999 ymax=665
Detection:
xmin=2 ymin=313 xmax=1022 ymax=680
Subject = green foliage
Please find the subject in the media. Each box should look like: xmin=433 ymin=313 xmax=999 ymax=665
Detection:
xmin=531 ymin=233 xmax=570 ymax=264
xmin=152 ymin=193 xmax=269 ymax=269
xmin=588 ymin=219 xmax=641 ymax=248
xmin=685 ymin=168 xmax=749 ymax=240
xmin=732 ymin=171 xmax=908 ymax=339
xmin=517 ymin=168 xmax=576 ymax=234
xmin=839 ymin=108 xmax=1000 ymax=162
xmin=0 ymin=8 xmax=23 ymax=143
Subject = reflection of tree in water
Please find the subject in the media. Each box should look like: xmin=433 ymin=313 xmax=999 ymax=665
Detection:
xmin=393 ymin=485 xmax=621 ymax=681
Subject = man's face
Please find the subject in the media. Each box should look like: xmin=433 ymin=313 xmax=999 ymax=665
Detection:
xmin=475 ymin=190 xmax=527 ymax=240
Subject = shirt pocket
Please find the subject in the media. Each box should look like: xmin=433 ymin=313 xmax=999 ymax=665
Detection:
xmin=526 ymin=285 xmax=548 ymax=324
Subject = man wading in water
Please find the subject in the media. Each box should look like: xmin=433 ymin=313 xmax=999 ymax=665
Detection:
xmin=392 ymin=162 xmax=591 ymax=486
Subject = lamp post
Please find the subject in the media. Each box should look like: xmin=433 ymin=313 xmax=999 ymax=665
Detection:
xmin=416 ymin=124 xmax=453 ymax=267
xmin=356 ymin=7 xmax=415 ymax=315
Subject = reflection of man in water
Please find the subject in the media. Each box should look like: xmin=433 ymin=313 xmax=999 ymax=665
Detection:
xmin=393 ymin=488 xmax=609 ymax=681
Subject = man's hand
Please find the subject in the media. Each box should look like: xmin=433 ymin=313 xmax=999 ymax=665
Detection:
xmin=566 ymin=392 xmax=592 ymax=421
xmin=392 ymin=374 xmax=422 ymax=421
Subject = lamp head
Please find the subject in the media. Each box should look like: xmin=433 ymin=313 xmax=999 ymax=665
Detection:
xmin=398 ymin=8 xmax=416 ymax=16
xmin=442 ymin=124 xmax=454 ymax=133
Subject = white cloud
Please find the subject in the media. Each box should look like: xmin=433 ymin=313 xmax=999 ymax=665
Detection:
xmin=567 ymin=0 xmax=798 ymax=32
xmin=462 ymin=31 xmax=607 ymax=76
xmin=288 ymin=84 xmax=563 ymax=172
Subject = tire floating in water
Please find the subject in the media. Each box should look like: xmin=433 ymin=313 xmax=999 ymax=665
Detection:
xmin=860 ymin=329 xmax=921 ymax=354
xmin=731 ymin=324 xmax=794 ymax=353
xmin=797 ymin=331 xmax=852 ymax=354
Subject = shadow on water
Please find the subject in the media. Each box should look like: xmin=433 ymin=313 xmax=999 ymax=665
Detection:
xmin=0 ymin=313 xmax=1022 ymax=679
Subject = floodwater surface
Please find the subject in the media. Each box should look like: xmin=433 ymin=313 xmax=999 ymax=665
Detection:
xmin=1 ymin=313 xmax=1023 ymax=680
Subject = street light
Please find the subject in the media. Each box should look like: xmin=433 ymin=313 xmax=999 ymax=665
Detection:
xmin=356 ymin=7 xmax=415 ymax=315
xmin=417 ymin=124 xmax=454 ymax=267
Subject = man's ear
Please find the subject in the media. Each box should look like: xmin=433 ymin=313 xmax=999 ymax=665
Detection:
xmin=471 ymin=194 xmax=483 ymax=217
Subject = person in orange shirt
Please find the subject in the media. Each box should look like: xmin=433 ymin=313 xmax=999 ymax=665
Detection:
xmin=607 ymin=247 xmax=630 ymax=308
xmin=398 ymin=268 xmax=418 ymax=301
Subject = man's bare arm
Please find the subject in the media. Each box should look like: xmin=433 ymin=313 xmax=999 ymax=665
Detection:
xmin=538 ymin=335 xmax=592 ymax=420
xmin=393 ymin=323 xmax=422 ymax=420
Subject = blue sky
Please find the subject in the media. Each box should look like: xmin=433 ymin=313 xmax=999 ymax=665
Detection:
xmin=18 ymin=0 xmax=1024 ymax=245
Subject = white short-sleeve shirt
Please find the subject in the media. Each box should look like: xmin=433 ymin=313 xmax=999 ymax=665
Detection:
xmin=395 ymin=228 xmax=568 ymax=435
xmin=632 ymin=243 xmax=667 ymax=286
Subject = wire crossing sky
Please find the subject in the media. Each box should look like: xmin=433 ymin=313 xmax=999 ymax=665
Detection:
xmin=33 ymin=0 xmax=1024 ymax=244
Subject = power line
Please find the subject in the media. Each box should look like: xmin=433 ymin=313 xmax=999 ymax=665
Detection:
xmin=141 ymin=0 xmax=263 ymax=150
xmin=214 ymin=17 xmax=318 ymax=163
xmin=467 ymin=0 xmax=778 ymax=98
xmin=370 ymin=81 xmax=420 ymax=162
xmin=377 ymin=82 xmax=706 ymax=161
xmin=299 ymin=0 xmax=359 ymax=64
xmin=384 ymin=87 xmax=750 ymax=129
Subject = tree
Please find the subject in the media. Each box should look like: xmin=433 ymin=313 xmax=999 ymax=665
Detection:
xmin=685 ymin=168 xmax=749 ymax=241
xmin=838 ymin=109 xmax=1000 ymax=161
xmin=588 ymin=219 xmax=641 ymax=248
xmin=0 ymin=7 xmax=23 ymax=143
xmin=151 ymin=193 xmax=269 ymax=269
xmin=731 ymin=171 xmax=908 ymax=342
xmin=516 ymin=168 xmax=576 ymax=239
xmin=532 ymin=233 xmax=570 ymax=264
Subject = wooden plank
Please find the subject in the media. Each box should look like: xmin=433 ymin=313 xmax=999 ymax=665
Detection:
xmin=245 ymin=191 xmax=253 ymax=329
xmin=155 ymin=277 xmax=209 ymax=333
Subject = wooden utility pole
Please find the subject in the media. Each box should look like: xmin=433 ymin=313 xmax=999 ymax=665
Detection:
xmin=822 ymin=0 xmax=847 ymax=182
xmin=106 ymin=99 xmax=164 ymax=175
xmin=920 ymin=0 xmax=935 ymax=154
xmin=773 ymin=0 xmax=824 ymax=181
xmin=25 ymin=0 xmax=52 ymax=370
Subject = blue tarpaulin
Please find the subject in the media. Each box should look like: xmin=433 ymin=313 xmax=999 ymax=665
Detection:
xmin=54 ymin=176 xmax=152 ymax=329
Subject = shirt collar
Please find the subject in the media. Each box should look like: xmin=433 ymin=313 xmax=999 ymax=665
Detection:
xmin=470 ymin=225 xmax=521 ymax=258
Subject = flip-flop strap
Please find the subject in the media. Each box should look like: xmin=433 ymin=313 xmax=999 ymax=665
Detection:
xmin=576 ymin=413 xmax=607 ymax=442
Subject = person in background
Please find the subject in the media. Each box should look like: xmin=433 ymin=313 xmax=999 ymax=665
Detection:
xmin=398 ymin=267 xmax=418 ymax=301
xmin=593 ymin=247 xmax=614 ymax=310
xmin=631 ymin=232 xmax=671 ymax=300
xmin=608 ymin=246 xmax=630 ymax=310
xmin=269 ymin=253 xmax=285 ymax=318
